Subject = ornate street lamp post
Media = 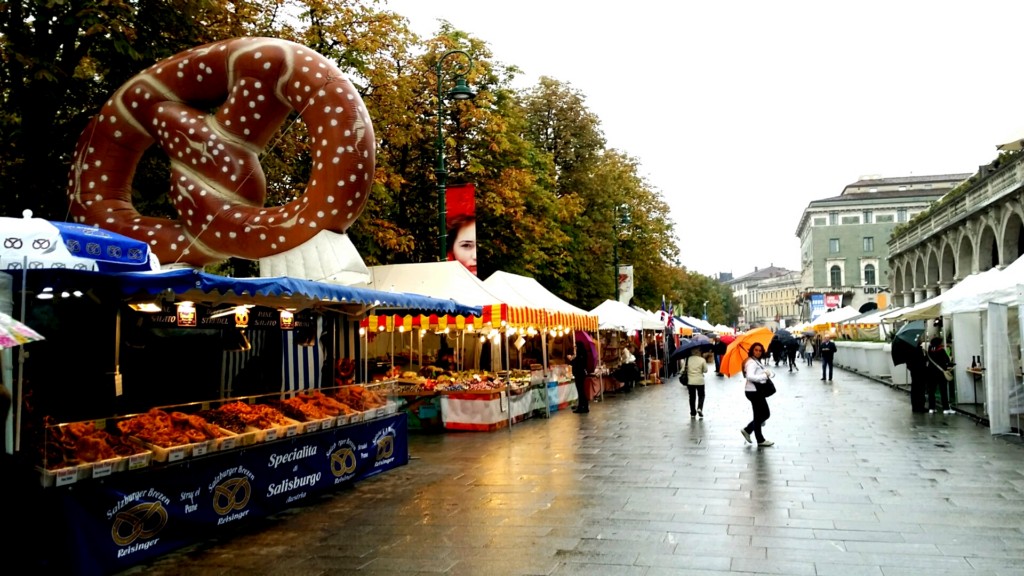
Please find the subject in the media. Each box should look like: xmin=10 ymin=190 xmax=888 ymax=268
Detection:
xmin=613 ymin=204 xmax=630 ymax=301
xmin=703 ymin=300 xmax=709 ymax=321
xmin=435 ymin=50 xmax=475 ymax=261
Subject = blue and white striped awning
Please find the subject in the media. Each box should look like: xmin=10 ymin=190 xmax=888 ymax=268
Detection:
xmin=111 ymin=268 xmax=480 ymax=315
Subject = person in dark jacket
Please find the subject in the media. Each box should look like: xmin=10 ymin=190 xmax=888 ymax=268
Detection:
xmin=713 ymin=337 xmax=728 ymax=376
xmin=907 ymin=339 xmax=929 ymax=413
xmin=819 ymin=334 xmax=837 ymax=382
xmin=570 ymin=341 xmax=590 ymax=413
xmin=784 ymin=339 xmax=800 ymax=372
xmin=926 ymin=336 xmax=954 ymax=414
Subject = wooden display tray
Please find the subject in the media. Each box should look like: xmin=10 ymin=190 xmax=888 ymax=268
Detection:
xmin=234 ymin=417 xmax=302 ymax=445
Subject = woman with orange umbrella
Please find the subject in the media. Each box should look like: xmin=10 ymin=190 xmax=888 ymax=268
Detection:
xmin=739 ymin=342 xmax=775 ymax=447
xmin=720 ymin=327 xmax=776 ymax=447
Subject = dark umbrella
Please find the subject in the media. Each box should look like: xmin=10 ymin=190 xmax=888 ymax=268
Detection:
xmin=891 ymin=320 xmax=927 ymax=366
xmin=774 ymin=329 xmax=798 ymax=345
xmin=668 ymin=334 xmax=711 ymax=363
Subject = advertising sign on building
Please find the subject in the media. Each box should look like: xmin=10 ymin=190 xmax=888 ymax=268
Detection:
xmin=824 ymin=293 xmax=842 ymax=309
xmin=810 ymin=294 xmax=825 ymax=320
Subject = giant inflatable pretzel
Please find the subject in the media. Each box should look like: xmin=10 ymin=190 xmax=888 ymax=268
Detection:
xmin=66 ymin=37 xmax=375 ymax=266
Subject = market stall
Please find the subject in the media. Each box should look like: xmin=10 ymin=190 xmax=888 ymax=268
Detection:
xmin=353 ymin=261 xmax=556 ymax=431
xmin=6 ymin=266 xmax=480 ymax=575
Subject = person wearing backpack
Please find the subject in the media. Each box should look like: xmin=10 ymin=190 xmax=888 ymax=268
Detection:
xmin=681 ymin=347 xmax=709 ymax=418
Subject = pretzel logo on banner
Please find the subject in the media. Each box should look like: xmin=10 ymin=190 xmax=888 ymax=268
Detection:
xmin=110 ymin=502 xmax=169 ymax=546
xmin=329 ymin=439 xmax=359 ymax=480
xmin=373 ymin=425 xmax=396 ymax=466
xmin=212 ymin=477 xmax=252 ymax=515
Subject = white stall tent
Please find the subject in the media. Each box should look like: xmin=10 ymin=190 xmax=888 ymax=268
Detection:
xmin=590 ymin=299 xmax=663 ymax=332
xmin=895 ymin=268 xmax=1002 ymax=320
xmin=810 ymin=305 xmax=862 ymax=329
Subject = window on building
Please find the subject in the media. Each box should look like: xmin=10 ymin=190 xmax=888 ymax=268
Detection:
xmin=813 ymin=217 xmax=826 ymax=226
xmin=897 ymin=208 xmax=907 ymax=222
xmin=829 ymin=212 xmax=838 ymax=225
xmin=829 ymin=238 xmax=840 ymax=253
xmin=876 ymin=214 xmax=895 ymax=223
xmin=841 ymin=216 xmax=860 ymax=224
xmin=862 ymin=210 xmax=873 ymax=223
xmin=864 ymin=264 xmax=876 ymax=285
xmin=830 ymin=266 xmax=842 ymax=288
xmin=863 ymin=237 xmax=874 ymax=252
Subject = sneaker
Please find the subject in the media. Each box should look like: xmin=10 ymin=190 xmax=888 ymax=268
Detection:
xmin=697 ymin=409 xmax=703 ymax=419
xmin=690 ymin=412 xmax=696 ymax=418
xmin=928 ymin=409 xmax=936 ymax=414
xmin=943 ymin=409 xmax=955 ymax=415
xmin=758 ymin=440 xmax=775 ymax=447
xmin=740 ymin=429 xmax=752 ymax=444
xmin=820 ymin=378 xmax=825 ymax=381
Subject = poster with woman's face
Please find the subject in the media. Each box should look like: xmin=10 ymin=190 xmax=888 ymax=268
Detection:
xmin=446 ymin=183 xmax=477 ymax=275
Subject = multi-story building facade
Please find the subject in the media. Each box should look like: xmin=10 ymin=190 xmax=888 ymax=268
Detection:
xmin=794 ymin=173 xmax=971 ymax=316
xmin=723 ymin=265 xmax=797 ymax=329
xmin=888 ymin=151 xmax=1024 ymax=305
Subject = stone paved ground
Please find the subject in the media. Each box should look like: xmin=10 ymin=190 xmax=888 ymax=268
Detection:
xmin=120 ymin=362 xmax=1024 ymax=576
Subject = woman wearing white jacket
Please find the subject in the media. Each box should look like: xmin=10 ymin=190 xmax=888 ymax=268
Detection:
xmin=740 ymin=343 xmax=775 ymax=447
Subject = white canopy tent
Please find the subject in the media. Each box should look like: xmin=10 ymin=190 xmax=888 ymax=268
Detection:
xmin=590 ymin=299 xmax=663 ymax=332
xmin=893 ymin=268 xmax=1003 ymax=320
xmin=810 ymin=305 xmax=862 ymax=329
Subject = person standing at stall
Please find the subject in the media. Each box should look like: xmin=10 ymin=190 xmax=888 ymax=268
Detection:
xmin=926 ymin=336 xmax=954 ymax=414
xmin=570 ymin=341 xmax=590 ymax=414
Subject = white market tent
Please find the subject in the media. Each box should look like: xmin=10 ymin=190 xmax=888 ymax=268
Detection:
xmin=590 ymin=299 xmax=663 ymax=332
xmin=681 ymin=315 xmax=715 ymax=332
xmin=482 ymin=271 xmax=597 ymax=330
xmin=893 ymin=268 xmax=1003 ymax=320
xmin=358 ymin=261 xmax=503 ymax=308
xmin=810 ymin=305 xmax=861 ymax=329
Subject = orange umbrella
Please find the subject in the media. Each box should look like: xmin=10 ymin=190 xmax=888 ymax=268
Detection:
xmin=719 ymin=327 xmax=774 ymax=377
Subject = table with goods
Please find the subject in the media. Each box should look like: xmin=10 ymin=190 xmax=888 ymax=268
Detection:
xmin=28 ymin=383 xmax=405 ymax=576
xmin=381 ymin=365 xmax=578 ymax=431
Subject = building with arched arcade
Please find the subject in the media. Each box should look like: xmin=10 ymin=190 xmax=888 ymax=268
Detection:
xmin=888 ymin=152 xmax=1024 ymax=306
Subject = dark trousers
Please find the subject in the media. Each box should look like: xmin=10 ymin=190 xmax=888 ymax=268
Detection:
xmin=743 ymin=391 xmax=770 ymax=443
xmin=926 ymin=371 xmax=950 ymax=411
xmin=574 ymin=373 xmax=589 ymax=411
xmin=687 ymin=385 xmax=705 ymax=414
xmin=909 ymin=370 xmax=927 ymax=412
xmin=821 ymin=356 xmax=834 ymax=380
xmin=714 ymin=355 xmax=722 ymax=374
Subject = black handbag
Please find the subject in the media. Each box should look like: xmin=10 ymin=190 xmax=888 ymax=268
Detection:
xmin=679 ymin=357 xmax=689 ymax=386
xmin=756 ymin=377 xmax=776 ymax=397
xmin=753 ymin=359 xmax=776 ymax=397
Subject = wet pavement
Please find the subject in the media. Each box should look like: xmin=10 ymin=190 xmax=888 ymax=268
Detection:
xmin=120 ymin=362 xmax=1024 ymax=576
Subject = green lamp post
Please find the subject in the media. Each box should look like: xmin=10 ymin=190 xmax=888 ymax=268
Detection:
xmin=435 ymin=50 xmax=476 ymax=261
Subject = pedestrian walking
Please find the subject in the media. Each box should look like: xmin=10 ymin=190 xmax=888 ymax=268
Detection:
xmin=819 ymin=334 xmax=837 ymax=382
xmin=785 ymin=339 xmax=800 ymax=372
xmin=682 ymin=348 xmax=708 ymax=418
xmin=803 ymin=337 xmax=815 ymax=366
xmin=925 ymin=336 xmax=954 ymax=414
xmin=740 ymin=342 xmax=774 ymax=447
xmin=713 ymin=336 xmax=727 ymax=376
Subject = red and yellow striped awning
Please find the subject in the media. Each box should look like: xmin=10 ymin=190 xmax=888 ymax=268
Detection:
xmin=359 ymin=303 xmax=598 ymax=332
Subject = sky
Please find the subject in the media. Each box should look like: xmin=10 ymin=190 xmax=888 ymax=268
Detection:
xmin=382 ymin=0 xmax=1024 ymax=278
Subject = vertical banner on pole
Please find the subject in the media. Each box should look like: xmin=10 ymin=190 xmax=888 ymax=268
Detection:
xmin=617 ymin=265 xmax=634 ymax=304
xmin=445 ymin=183 xmax=477 ymax=275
